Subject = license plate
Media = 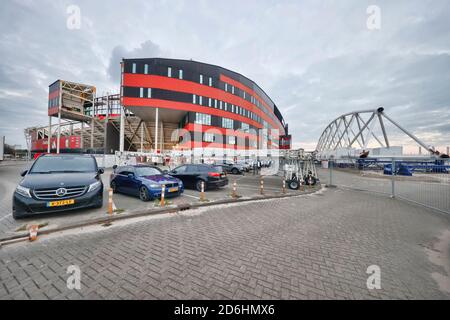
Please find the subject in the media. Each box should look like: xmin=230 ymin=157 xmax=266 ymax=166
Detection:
xmin=168 ymin=187 xmax=179 ymax=192
xmin=47 ymin=199 xmax=75 ymax=207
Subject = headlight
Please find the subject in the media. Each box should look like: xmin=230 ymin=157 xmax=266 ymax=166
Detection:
xmin=148 ymin=183 xmax=160 ymax=189
xmin=15 ymin=185 xmax=31 ymax=198
xmin=88 ymin=181 xmax=102 ymax=193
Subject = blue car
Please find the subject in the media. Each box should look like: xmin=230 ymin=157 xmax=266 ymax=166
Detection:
xmin=110 ymin=165 xmax=184 ymax=201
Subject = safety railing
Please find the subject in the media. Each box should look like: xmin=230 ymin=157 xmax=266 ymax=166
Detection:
xmin=318 ymin=158 xmax=450 ymax=214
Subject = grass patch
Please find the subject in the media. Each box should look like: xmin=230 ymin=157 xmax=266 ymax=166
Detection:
xmin=113 ymin=208 xmax=125 ymax=214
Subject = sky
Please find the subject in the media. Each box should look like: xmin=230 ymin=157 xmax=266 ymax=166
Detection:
xmin=0 ymin=0 xmax=449 ymax=153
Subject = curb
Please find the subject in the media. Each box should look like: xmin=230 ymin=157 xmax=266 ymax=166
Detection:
xmin=0 ymin=186 xmax=321 ymax=245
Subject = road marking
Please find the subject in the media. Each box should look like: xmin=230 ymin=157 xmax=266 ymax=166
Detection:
xmin=0 ymin=213 xmax=12 ymax=222
xmin=182 ymin=194 xmax=200 ymax=200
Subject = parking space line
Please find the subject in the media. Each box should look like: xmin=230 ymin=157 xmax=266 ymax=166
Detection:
xmin=182 ymin=194 xmax=200 ymax=200
xmin=0 ymin=213 xmax=12 ymax=222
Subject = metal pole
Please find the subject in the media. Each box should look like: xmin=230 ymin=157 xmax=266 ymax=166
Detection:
xmin=155 ymin=108 xmax=159 ymax=153
xmin=56 ymin=109 xmax=61 ymax=154
xmin=90 ymin=117 xmax=94 ymax=150
xmin=140 ymin=123 xmax=144 ymax=152
xmin=119 ymin=106 xmax=125 ymax=152
xmin=329 ymin=159 xmax=333 ymax=186
xmin=391 ymin=159 xmax=395 ymax=198
xmin=47 ymin=116 xmax=52 ymax=153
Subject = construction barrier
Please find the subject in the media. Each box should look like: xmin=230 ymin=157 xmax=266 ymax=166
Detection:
xmin=200 ymin=181 xmax=205 ymax=201
xmin=108 ymin=188 xmax=113 ymax=215
xmin=29 ymin=225 xmax=39 ymax=242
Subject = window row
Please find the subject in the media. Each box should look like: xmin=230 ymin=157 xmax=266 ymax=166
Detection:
xmin=129 ymin=62 xmax=278 ymax=125
xmin=192 ymin=94 xmax=262 ymax=124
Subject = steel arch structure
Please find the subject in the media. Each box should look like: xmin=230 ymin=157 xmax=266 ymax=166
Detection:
xmin=316 ymin=107 xmax=440 ymax=158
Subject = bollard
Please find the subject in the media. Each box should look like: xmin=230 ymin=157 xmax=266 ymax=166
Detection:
xmin=200 ymin=181 xmax=205 ymax=201
xmin=308 ymin=176 xmax=313 ymax=188
xmin=300 ymin=179 xmax=304 ymax=191
xmin=260 ymin=177 xmax=264 ymax=195
xmin=161 ymin=184 xmax=166 ymax=207
xmin=108 ymin=188 xmax=113 ymax=215
xmin=29 ymin=225 xmax=39 ymax=242
xmin=282 ymin=179 xmax=286 ymax=194
xmin=232 ymin=180 xmax=237 ymax=198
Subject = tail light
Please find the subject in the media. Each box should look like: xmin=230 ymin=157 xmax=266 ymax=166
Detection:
xmin=208 ymin=172 xmax=220 ymax=177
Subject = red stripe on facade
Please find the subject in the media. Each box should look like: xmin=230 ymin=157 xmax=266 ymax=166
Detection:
xmin=219 ymin=74 xmax=273 ymax=116
xmin=177 ymin=141 xmax=256 ymax=150
xmin=122 ymin=74 xmax=284 ymax=134
xmin=122 ymin=97 xmax=263 ymax=129
xmin=182 ymin=123 xmax=258 ymax=140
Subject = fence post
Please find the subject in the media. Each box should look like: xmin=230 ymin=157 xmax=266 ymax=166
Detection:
xmin=260 ymin=177 xmax=264 ymax=195
xmin=391 ymin=159 xmax=395 ymax=198
xmin=282 ymin=179 xmax=286 ymax=194
xmin=329 ymin=160 xmax=333 ymax=186
xmin=232 ymin=180 xmax=237 ymax=199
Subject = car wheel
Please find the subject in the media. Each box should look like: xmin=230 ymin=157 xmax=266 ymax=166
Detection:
xmin=195 ymin=180 xmax=205 ymax=192
xmin=288 ymin=180 xmax=300 ymax=190
xmin=111 ymin=181 xmax=117 ymax=193
xmin=232 ymin=168 xmax=239 ymax=175
xmin=139 ymin=186 xmax=150 ymax=201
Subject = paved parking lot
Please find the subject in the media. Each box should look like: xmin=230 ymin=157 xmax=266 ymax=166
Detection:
xmin=0 ymin=162 xmax=310 ymax=238
xmin=0 ymin=187 xmax=449 ymax=299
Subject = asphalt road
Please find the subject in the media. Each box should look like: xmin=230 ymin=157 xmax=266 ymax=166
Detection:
xmin=1 ymin=187 xmax=449 ymax=299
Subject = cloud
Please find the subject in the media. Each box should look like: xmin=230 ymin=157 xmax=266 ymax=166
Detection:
xmin=108 ymin=40 xmax=163 ymax=82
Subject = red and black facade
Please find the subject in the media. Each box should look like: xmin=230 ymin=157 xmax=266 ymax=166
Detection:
xmin=121 ymin=58 xmax=290 ymax=150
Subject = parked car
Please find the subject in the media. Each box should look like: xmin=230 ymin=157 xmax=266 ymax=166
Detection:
xmin=12 ymin=154 xmax=104 ymax=219
xmin=235 ymin=160 xmax=251 ymax=172
xmin=215 ymin=161 xmax=245 ymax=174
xmin=110 ymin=165 xmax=184 ymax=201
xmin=168 ymin=164 xmax=228 ymax=191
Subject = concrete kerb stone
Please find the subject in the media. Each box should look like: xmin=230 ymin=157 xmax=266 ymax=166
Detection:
xmin=0 ymin=185 xmax=322 ymax=245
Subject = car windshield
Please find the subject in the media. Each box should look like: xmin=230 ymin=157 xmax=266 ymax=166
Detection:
xmin=30 ymin=156 xmax=97 ymax=173
xmin=135 ymin=167 xmax=162 ymax=176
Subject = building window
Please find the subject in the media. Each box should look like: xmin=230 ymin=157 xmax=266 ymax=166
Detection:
xmin=132 ymin=63 xmax=137 ymax=74
xmin=243 ymin=91 xmax=246 ymax=99
xmin=225 ymin=83 xmax=228 ymax=92
xmin=232 ymin=86 xmax=235 ymax=94
xmin=199 ymin=74 xmax=203 ymax=84
xmin=179 ymin=69 xmax=183 ymax=79
xmin=231 ymin=104 xmax=234 ymax=113
xmin=199 ymin=96 xmax=203 ymax=105
xmin=168 ymin=67 xmax=172 ymax=77
xmin=228 ymin=136 xmax=236 ymax=145
xmin=209 ymin=77 xmax=212 ymax=86
xmin=193 ymin=94 xmax=196 ymax=104
xmin=203 ymin=133 xmax=214 ymax=142
xmin=195 ymin=113 xmax=211 ymax=126
xmin=224 ymin=102 xmax=227 ymax=111
xmin=208 ymin=98 xmax=212 ymax=107
xmin=236 ymin=106 xmax=239 ymax=114
xmin=147 ymin=88 xmax=152 ymax=98
xmin=139 ymin=88 xmax=144 ymax=98
xmin=222 ymin=118 xmax=234 ymax=129
xmin=214 ymin=99 xmax=217 ymax=108
xmin=144 ymin=64 xmax=149 ymax=74
xmin=241 ymin=122 xmax=250 ymax=132
xmin=219 ymin=101 xmax=223 ymax=110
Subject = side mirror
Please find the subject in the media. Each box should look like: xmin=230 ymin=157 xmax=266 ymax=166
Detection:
xmin=20 ymin=170 xmax=28 ymax=177
xmin=127 ymin=173 xmax=134 ymax=179
xmin=112 ymin=165 xmax=117 ymax=170
xmin=163 ymin=170 xmax=169 ymax=174
xmin=171 ymin=170 xmax=177 ymax=174
xmin=98 ymin=168 xmax=104 ymax=174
